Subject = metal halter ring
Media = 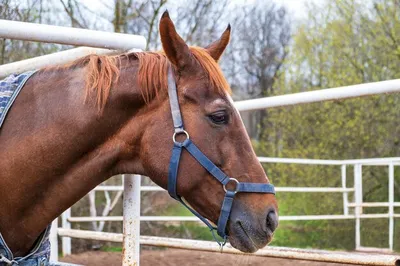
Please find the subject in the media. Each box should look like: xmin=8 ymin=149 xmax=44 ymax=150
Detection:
xmin=223 ymin=178 xmax=240 ymax=194
xmin=173 ymin=130 xmax=190 ymax=144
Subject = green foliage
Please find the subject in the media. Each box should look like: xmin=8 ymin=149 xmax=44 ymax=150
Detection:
xmin=100 ymin=246 xmax=123 ymax=252
xmin=271 ymin=220 xmax=355 ymax=250
xmin=162 ymin=204 xmax=192 ymax=217
xmin=257 ymin=0 xmax=400 ymax=250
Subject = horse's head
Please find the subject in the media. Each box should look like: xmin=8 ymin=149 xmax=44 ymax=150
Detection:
xmin=139 ymin=12 xmax=278 ymax=253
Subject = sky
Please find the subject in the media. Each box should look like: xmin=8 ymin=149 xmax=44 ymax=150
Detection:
xmin=280 ymin=0 xmax=310 ymax=20
xmin=75 ymin=0 xmax=316 ymax=33
xmin=233 ymin=0 xmax=311 ymax=19
xmin=81 ymin=0 xmax=313 ymax=21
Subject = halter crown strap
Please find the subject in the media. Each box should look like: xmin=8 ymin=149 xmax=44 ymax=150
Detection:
xmin=167 ymin=67 xmax=184 ymax=133
xmin=166 ymin=66 xmax=275 ymax=249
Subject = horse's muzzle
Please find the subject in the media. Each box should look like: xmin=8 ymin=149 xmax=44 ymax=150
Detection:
xmin=228 ymin=205 xmax=278 ymax=253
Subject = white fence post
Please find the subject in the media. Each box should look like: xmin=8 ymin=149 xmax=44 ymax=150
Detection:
xmin=341 ymin=165 xmax=349 ymax=216
xmin=62 ymin=209 xmax=72 ymax=256
xmin=388 ymin=162 xmax=394 ymax=251
xmin=123 ymin=174 xmax=141 ymax=266
xmin=354 ymin=164 xmax=363 ymax=250
xmin=50 ymin=218 xmax=59 ymax=262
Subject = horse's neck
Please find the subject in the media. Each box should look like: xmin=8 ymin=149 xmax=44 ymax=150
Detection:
xmin=0 ymin=61 xmax=146 ymax=256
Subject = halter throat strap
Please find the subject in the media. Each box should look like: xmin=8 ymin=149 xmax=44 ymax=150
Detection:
xmin=166 ymin=66 xmax=275 ymax=248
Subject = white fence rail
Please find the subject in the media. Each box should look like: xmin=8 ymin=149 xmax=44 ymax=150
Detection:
xmin=0 ymin=47 xmax=118 ymax=78
xmin=235 ymin=79 xmax=400 ymax=111
xmin=57 ymin=229 xmax=400 ymax=266
xmin=0 ymin=20 xmax=146 ymax=51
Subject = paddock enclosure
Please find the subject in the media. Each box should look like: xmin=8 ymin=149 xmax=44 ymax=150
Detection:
xmin=0 ymin=19 xmax=400 ymax=266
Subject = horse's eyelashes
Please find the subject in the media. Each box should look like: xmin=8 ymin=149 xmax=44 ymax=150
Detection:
xmin=209 ymin=111 xmax=229 ymax=125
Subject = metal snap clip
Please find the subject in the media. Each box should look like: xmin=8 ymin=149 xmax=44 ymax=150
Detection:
xmin=39 ymin=257 xmax=47 ymax=266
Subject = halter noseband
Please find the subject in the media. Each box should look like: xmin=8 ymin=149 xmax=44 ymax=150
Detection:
xmin=166 ymin=67 xmax=276 ymax=248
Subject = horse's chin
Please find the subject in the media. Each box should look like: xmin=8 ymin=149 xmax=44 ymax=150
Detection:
xmin=228 ymin=221 xmax=273 ymax=253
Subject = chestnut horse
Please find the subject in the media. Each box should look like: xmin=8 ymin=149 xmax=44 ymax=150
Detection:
xmin=0 ymin=12 xmax=278 ymax=260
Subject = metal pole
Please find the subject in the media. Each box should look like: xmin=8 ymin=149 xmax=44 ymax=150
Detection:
xmin=388 ymin=163 xmax=394 ymax=251
xmin=61 ymin=209 xmax=72 ymax=256
xmin=50 ymin=219 xmax=59 ymax=262
xmin=354 ymin=164 xmax=363 ymax=250
xmin=341 ymin=165 xmax=349 ymax=216
xmin=123 ymin=174 xmax=141 ymax=266
xmin=0 ymin=19 xmax=146 ymax=50
xmin=234 ymin=79 xmax=400 ymax=111
xmin=57 ymin=229 xmax=400 ymax=266
xmin=0 ymin=47 xmax=117 ymax=79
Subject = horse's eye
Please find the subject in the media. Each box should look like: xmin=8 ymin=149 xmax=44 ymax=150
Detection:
xmin=209 ymin=111 xmax=229 ymax=125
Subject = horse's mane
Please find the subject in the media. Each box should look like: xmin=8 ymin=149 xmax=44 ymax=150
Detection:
xmin=42 ymin=46 xmax=231 ymax=111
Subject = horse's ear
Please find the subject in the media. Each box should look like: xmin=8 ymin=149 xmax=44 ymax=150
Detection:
xmin=205 ymin=24 xmax=231 ymax=62
xmin=159 ymin=11 xmax=192 ymax=70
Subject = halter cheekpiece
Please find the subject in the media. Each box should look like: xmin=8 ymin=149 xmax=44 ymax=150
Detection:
xmin=166 ymin=66 xmax=276 ymax=248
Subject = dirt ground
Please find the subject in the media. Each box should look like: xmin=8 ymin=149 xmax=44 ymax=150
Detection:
xmin=60 ymin=249 xmax=348 ymax=266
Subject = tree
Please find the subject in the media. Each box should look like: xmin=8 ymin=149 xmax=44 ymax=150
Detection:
xmin=222 ymin=2 xmax=291 ymax=139
xmin=260 ymin=0 xmax=400 ymax=250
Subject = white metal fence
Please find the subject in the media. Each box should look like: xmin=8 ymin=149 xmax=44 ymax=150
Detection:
xmin=60 ymin=157 xmax=400 ymax=256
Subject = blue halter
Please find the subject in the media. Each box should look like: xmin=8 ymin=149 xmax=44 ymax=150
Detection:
xmin=166 ymin=67 xmax=276 ymax=248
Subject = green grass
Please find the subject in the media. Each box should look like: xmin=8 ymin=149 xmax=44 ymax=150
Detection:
xmin=101 ymin=246 xmax=123 ymax=252
xmin=271 ymin=220 xmax=354 ymax=250
xmin=162 ymin=203 xmax=193 ymax=216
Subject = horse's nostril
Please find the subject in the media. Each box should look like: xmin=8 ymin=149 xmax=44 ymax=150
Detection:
xmin=266 ymin=210 xmax=278 ymax=232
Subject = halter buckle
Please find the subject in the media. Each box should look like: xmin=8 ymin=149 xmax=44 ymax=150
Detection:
xmin=173 ymin=130 xmax=189 ymax=144
xmin=223 ymin=178 xmax=240 ymax=194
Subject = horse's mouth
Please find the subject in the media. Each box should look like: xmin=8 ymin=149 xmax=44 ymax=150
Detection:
xmin=228 ymin=220 xmax=273 ymax=253
xmin=237 ymin=221 xmax=259 ymax=252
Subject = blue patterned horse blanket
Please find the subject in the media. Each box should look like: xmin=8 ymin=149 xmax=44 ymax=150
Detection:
xmin=0 ymin=71 xmax=35 ymax=128
xmin=0 ymin=72 xmax=80 ymax=266
xmin=0 ymin=226 xmax=51 ymax=266
xmin=0 ymin=71 xmax=52 ymax=266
